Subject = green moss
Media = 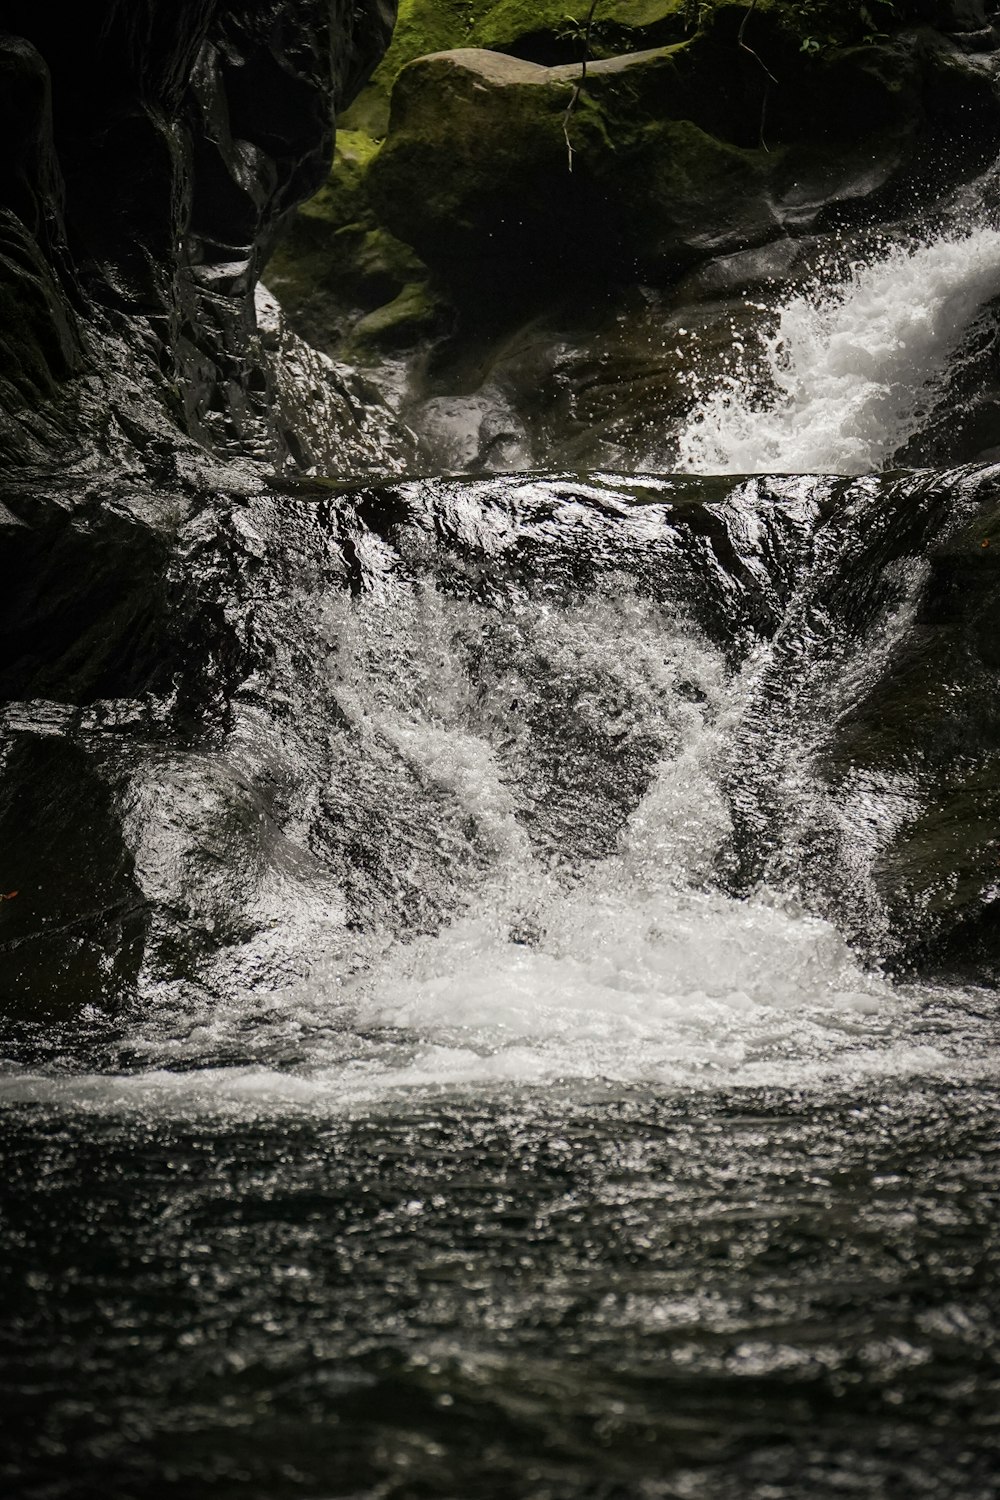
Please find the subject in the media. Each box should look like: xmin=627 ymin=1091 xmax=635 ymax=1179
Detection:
xmin=282 ymin=0 xmax=937 ymax=329
xmin=266 ymin=125 xmax=431 ymax=341
xmin=342 ymin=0 xmax=697 ymax=134
xmin=341 ymin=0 xmax=483 ymax=134
xmin=295 ymin=130 xmax=379 ymax=229
xmin=349 ymin=279 xmax=449 ymax=352
xmin=470 ymin=0 xmax=691 ymax=52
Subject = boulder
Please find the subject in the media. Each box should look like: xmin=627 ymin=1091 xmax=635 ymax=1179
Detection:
xmin=368 ymin=19 xmax=1000 ymax=294
xmin=367 ymin=46 xmax=777 ymax=288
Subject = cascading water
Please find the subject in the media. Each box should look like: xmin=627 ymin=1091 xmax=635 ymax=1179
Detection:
xmin=5 ymin=225 xmax=1000 ymax=1500
xmin=3 ymin=573 xmax=993 ymax=1113
xmin=674 ymin=227 xmax=1000 ymax=475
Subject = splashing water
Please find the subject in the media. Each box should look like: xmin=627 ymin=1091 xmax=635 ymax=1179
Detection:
xmin=675 ymin=228 xmax=1000 ymax=475
xmin=2 ymin=589 xmax=993 ymax=1117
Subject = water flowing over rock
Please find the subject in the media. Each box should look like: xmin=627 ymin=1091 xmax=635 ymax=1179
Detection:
xmin=5 ymin=462 xmax=1000 ymax=1017
xmin=5 ymin=7 xmax=1000 ymax=1498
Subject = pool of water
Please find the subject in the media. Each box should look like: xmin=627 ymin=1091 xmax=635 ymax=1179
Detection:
xmin=3 ymin=1072 xmax=999 ymax=1499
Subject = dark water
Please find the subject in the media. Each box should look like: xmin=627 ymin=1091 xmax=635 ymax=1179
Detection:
xmin=2 ymin=1078 xmax=999 ymax=1499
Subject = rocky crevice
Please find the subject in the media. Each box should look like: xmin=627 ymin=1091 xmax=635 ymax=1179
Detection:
xmin=0 ymin=0 xmax=397 ymax=473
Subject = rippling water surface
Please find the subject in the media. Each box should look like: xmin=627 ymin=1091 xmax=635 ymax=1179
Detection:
xmin=3 ymin=1078 xmax=1000 ymax=1499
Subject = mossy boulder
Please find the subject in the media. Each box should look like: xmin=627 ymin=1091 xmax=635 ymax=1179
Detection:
xmin=349 ymin=278 xmax=451 ymax=351
xmin=342 ymin=0 xmax=695 ymax=135
xmin=365 ymin=36 xmax=929 ymax=290
xmin=340 ymin=0 xmax=996 ymax=136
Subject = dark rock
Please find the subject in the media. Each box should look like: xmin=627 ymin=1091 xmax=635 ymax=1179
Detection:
xmin=0 ymin=729 xmax=147 ymax=1017
xmin=0 ymin=1 xmax=398 ymax=471
xmin=724 ymin=462 xmax=1000 ymax=980
xmin=0 ymin=1 xmax=402 ymax=1014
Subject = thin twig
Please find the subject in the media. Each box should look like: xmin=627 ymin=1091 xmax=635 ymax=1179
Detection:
xmin=737 ymin=0 xmax=777 ymax=152
xmin=563 ymin=0 xmax=602 ymax=173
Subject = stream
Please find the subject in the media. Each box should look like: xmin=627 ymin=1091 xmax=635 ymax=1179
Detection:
xmin=2 ymin=217 xmax=1000 ymax=1499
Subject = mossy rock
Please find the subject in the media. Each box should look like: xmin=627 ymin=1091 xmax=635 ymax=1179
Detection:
xmin=366 ymin=36 xmax=928 ymax=292
xmin=293 ymin=129 xmax=380 ymax=231
xmin=348 ymin=278 xmax=451 ymax=352
xmin=342 ymin=0 xmax=696 ymax=134
xmin=341 ymin=0 xmax=948 ymax=135
xmin=266 ymin=127 xmax=431 ymax=349
xmin=341 ymin=0 xmax=485 ymax=135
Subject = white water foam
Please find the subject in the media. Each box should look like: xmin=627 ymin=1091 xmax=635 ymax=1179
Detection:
xmin=2 ymin=616 xmax=994 ymax=1117
xmin=675 ymin=228 xmax=1000 ymax=475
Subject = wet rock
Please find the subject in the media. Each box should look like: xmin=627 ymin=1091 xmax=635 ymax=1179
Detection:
xmin=0 ymin=470 xmax=824 ymax=1011
xmin=5 ymin=456 xmax=1000 ymax=1009
xmin=0 ymin=1 xmax=399 ymax=472
xmin=0 ymin=729 xmax=147 ymax=1017
xmin=834 ymin=488 xmax=1000 ymax=980
xmin=724 ymin=462 xmax=1000 ymax=981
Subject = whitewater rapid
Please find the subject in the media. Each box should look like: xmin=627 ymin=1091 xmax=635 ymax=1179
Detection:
xmin=675 ymin=227 xmax=1000 ymax=475
xmin=2 ymin=603 xmax=994 ymax=1116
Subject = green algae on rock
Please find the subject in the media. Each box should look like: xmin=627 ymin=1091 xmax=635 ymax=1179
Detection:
xmin=349 ymin=278 xmax=451 ymax=352
xmin=266 ymin=128 xmax=427 ymax=351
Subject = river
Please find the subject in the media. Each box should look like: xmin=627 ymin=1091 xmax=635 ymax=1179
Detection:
xmin=2 ymin=221 xmax=1000 ymax=1498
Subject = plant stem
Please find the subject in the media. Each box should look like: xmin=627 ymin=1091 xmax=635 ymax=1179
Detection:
xmin=563 ymin=0 xmax=601 ymax=173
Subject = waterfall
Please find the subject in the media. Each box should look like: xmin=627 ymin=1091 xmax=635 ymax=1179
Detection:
xmin=3 ymin=460 xmax=997 ymax=1113
xmin=5 ymin=213 xmax=1000 ymax=1500
xmin=674 ymin=228 xmax=1000 ymax=475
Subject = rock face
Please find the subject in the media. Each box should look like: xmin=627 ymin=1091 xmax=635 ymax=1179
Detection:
xmin=0 ymin=0 xmax=397 ymax=471
xmin=722 ymin=463 xmax=1000 ymax=982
